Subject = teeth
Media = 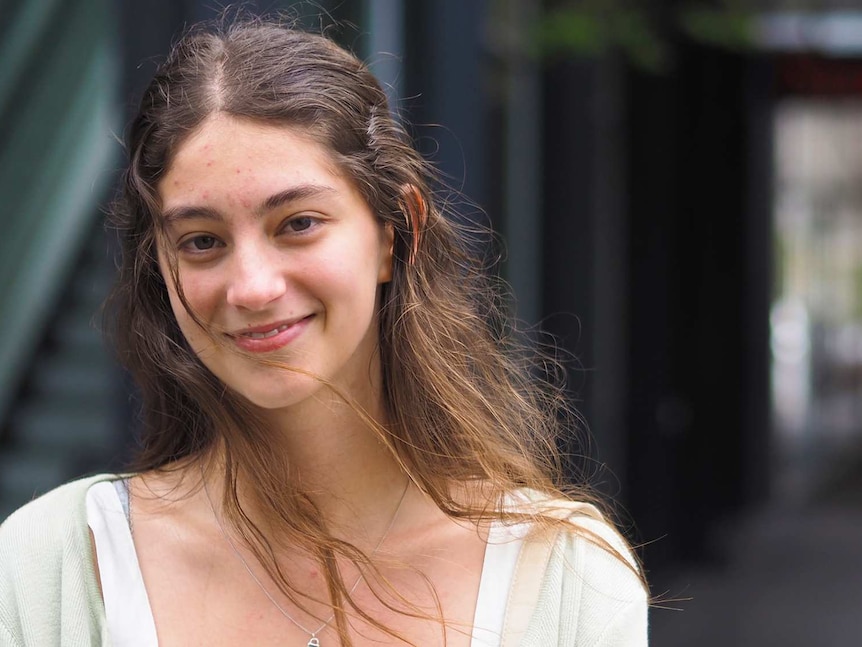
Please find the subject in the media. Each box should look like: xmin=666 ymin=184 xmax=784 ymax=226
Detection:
xmin=243 ymin=324 xmax=288 ymax=339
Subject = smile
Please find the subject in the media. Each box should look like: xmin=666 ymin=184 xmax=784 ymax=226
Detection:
xmin=230 ymin=316 xmax=313 ymax=353
xmin=240 ymin=324 xmax=290 ymax=340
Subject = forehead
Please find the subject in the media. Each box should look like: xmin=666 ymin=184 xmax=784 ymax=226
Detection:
xmin=159 ymin=115 xmax=345 ymax=199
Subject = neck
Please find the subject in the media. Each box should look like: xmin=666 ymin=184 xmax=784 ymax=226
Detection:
xmin=207 ymin=389 xmax=410 ymax=542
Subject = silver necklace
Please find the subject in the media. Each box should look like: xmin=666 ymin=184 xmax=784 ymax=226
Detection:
xmin=202 ymin=471 xmax=409 ymax=647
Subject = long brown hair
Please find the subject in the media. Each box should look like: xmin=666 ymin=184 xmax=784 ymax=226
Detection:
xmin=107 ymin=14 xmax=643 ymax=645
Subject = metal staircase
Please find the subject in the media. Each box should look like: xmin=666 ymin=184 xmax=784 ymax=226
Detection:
xmin=0 ymin=224 xmax=124 ymax=520
xmin=0 ymin=0 xmax=122 ymax=520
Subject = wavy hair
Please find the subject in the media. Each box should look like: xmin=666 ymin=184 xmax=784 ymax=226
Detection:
xmin=107 ymin=14 xmax=644 ymax=645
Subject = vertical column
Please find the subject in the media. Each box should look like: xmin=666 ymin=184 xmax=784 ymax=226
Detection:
xmin=365 ymin=0 xmax=405 ymax=111
xmin=403 ymin=0 xmax=488 ymax=225
xmin=500 ymin=0 xmax=543 ymax=326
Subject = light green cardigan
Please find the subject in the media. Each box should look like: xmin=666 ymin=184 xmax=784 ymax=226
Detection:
xmin=0 ymin=475 xmax=647 ymax=646
xmin=0 ymin=475 xmax=112 ymax=646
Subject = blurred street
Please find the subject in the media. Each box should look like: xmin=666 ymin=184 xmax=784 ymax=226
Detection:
xmin=651 ymin=465 xmax=862 ymax=646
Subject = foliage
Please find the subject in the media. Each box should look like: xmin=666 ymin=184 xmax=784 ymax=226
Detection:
xmin=678 ymin=5 xmax=755 ymax=51
xmin=536 ymin=3 xmax=668 ymax=73
xmin=535 ymin=1 xmax=757 ymax=73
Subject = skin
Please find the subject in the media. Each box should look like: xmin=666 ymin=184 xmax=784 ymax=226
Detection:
xmin=115 ymin=115 xmax=489 ymax=646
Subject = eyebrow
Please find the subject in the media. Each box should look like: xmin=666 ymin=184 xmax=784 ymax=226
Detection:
xmin=160 ymin=183 xmax=338 ymax=224
xmin=257 ymin=184 xmax=337 ymax=215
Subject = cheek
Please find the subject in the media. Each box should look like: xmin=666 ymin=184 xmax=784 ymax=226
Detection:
xmin=311 ymin=261 xmax=380 ymax=325
xmin=165 ymin=286 xmax=191 ymax=326
xmin=164 ymin=283 xmax=224 ymax=362
xmin=163 ymin=270 xmax=223 ymax=341
xmin=164 ymin=285 xmax=198 ymax=349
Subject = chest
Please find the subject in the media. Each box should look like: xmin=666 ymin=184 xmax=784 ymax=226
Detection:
xmin=131 ymin=517 xmax=497 ymax=647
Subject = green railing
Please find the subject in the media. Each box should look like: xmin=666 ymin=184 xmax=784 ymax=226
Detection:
xmin=0 ymin=0 xmax=121 ymax=423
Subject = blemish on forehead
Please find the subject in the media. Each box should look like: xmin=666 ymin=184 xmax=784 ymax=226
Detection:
xmin=206 ymin=161 xmax=213 ymax=167
xmin=235 ymin=168 xmax=242 ymax=174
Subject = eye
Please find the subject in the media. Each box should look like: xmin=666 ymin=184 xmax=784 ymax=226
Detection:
xmin=281 ymin=215 xmax=323 ymax=236
xmin=178 ymin=234 xmax=224 ymax=255
xmin=286 ymin=216 xmax=314 ymax=233
xmin=189 ymin=235 xmax=217 ymax=250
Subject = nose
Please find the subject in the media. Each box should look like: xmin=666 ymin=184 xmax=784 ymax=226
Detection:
xmin=225 ymin=243 xmax=288 ymax=310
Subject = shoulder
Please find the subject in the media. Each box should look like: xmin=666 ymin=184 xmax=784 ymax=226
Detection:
xmin=551 ymin=512 xmax=644 ymax=601
xmin=0 ymin=474 xmax=121 ymax=643
xmin=511 ymin=494 xmax=649 ymax=646
xmin=0 ymin=473 xmax=122 ymax=577
xmin=506 ymin=489 xmax=638 ymax=571
xmin=545 ymin=516 xmax=648 ymax=645
xmin=0 ymin=474 xmax=120 ymax=547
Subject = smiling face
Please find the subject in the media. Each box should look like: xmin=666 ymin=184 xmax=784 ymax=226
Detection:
xmin=156 ymin=115 xmax=393 ymax=414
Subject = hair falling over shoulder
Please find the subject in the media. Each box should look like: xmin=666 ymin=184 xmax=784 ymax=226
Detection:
xmin=105 ymin=13 xmax=647 ymax=645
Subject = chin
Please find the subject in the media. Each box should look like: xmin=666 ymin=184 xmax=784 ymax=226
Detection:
xmin=229 ymin=375 xmax=325 ymax=412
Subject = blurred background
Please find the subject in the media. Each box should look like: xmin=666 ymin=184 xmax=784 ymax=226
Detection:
xmin=2 ymin=0 xmax=862 ymax=644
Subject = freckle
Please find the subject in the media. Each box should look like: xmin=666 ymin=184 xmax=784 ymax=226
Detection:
xmin=173 ymin=180 xmax=180 ymax=186
xmin=206 ymin=161 xmax=213 ymax=167
xmin=236 ymin=168 xmax=242 ymax=174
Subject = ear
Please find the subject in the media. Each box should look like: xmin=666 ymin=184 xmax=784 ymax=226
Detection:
xmin=378 ymin=220 xmax=395 ymax=284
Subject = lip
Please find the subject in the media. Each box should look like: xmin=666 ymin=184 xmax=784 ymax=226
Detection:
xmin=229 ymin=315 xmax=313 ymax=353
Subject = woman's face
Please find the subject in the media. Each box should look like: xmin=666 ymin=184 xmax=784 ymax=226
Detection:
xmin=156 ymin=115 xmax=393 ymax=413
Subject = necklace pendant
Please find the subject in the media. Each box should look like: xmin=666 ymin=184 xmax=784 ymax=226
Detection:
xmin=307 ymin=638 xmax=320 ymax=647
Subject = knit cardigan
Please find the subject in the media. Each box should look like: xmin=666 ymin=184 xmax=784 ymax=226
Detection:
xmin=0 ymin=475 xmax=647 ymax=646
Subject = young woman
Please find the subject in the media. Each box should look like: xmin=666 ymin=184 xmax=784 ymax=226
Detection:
xmin=0 ymin=17 xmax=648 ymax=647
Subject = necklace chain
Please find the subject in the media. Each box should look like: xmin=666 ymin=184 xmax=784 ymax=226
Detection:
xmin=202 ymin=468 xmax=409 ymax=646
